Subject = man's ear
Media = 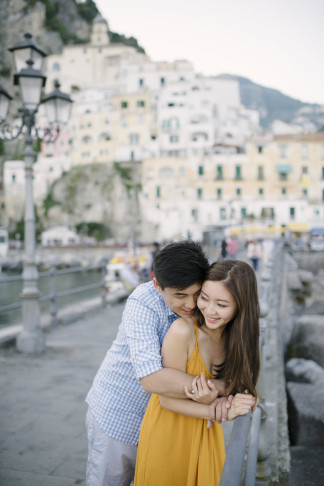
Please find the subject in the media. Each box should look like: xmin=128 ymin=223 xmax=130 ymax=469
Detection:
xmin=153 ymin=277 xmax=162 ymax=294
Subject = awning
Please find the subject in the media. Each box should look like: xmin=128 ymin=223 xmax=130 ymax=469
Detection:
xmin=287 ymin=223 xmax=310 ymax=232
xmin=311 ymin=227 xmax=324 ymax=234
xmin=276 ymin=164 xmax=292 ymax=174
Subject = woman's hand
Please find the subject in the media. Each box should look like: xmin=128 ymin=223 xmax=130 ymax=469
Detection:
xmin=184 ymin=372 xmax=219 ymax=405
xmin=227 ymin=393 xmax=256 ymax=421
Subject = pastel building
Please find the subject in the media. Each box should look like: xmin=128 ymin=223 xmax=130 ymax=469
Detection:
xmin=140 ymin=133 xmax=324 ymax=240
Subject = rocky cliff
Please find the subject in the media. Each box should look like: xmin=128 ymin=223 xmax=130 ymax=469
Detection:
xmin=42 ymin=162 xmax=144 ymax=242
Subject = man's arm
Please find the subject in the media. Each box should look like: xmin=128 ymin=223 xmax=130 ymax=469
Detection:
xmin=142 ymin=319 xmax=224 ymax=403
xmin=141 ymin=367 xmax=198 ymax=398
xmin=159 ymin=393 xmax=255 ymax=422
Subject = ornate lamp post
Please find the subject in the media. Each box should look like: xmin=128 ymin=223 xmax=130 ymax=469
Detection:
xmin=0 ymin=33 xmax=72 ymax=353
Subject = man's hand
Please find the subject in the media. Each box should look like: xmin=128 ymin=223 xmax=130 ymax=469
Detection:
xmin=227 ymin=393 xmax=256 ymax=421
xmin=184 ymin=372 xmax=219 ymax=405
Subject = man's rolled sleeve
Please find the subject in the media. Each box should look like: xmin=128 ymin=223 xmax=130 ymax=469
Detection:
xmin=123 ymin=299 xmax=163 ymax=381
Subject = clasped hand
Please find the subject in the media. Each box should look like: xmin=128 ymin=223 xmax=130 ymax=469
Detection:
xmin=184 ymin=372 xmax=218 ymax=404
xmin=185 ymin=373 xmax=256 ymax=427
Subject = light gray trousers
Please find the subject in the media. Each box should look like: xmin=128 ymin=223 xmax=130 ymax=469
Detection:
xmin=86 ymin=408 xmax=137 ymax=486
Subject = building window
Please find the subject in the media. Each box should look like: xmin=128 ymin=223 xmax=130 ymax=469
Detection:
xmin=53 ymin=62 xmax=60 ymax=72
xmin=137 ymin=100 xmax=145 ymax=108
xmin=192 ymin=208 xmax=198 ymax=222
xmin=179 ymin=167 xmax=186 ymax=176
xmin=322 ymin=167 xmax=324 ymax=180
xmin=130 ymin=151 xmax=135 ymax=160
xmin=322 ymin=189 xmax=324 ymax=201
xmin=216 ymin=165 xmax=223 ymax=180
xmin=12 ymin=174 xmax=16 ymax=183
xmin=241 ymin=207 xmax=247 ymax=218
xmin=217 ymin=188 xmax=222 ymax=199
xmin=198 ymin=165 xmax=204 ymax=176
xmin=257 ymin=166 xmax=264 ymax=180
xmin=236 ymin=187 xmax=241 ymax=196
xmin=156 ymin=186 xmax=160 ymax=198
xmin=259 ymin=188 xmax=264 ymax=196
xmin=159 ymin=167 xmax=174 ymax=177
xmin=302 ymin=166 xmax=308 ymax=174
xmin=99 ymin=132 xmax=111 ymax=141
xmin=121 ymin=101 xmax=128 ymax=109
xmin=220 ymin=207 xmax=226 ymax=220
xmin=282 ymin=188 xmax=287 ymax=195
xmin=160 ymin=77 xmax=165 ymax=87
xmin=129 ymin=133 xmax=139 ymax=145
xmin=301 ymin=144 xmax=308 ymax=159
xmin=139 ymin=78 xmax=144 ymax=88
xmin=235 ymin=166 xmax=242 ymax=180
xmin=303 ymin=189 xmax=308 ymax=197
xmin=121 ymin=115 xmax=127 ymax=127
xmin=257 ymin=145 xmax=263 ymax=154
xmin=279 ymin=144 xmax=287 ymax=158
xmin=261 ymin=207 xmax=274 ymax=219
xmin=197 ymin=188 xmax=203 ymax=200
xmin=289 ymin=207 xmax=295 ymax=219
xmin=170 ymin=135 xmax=179 ymax=143
xmin=279 ymin=173 xmax=288 ymax=181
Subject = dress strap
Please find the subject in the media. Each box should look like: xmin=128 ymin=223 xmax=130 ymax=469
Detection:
xmin=192 ymin=317 xmax=199 ymax=347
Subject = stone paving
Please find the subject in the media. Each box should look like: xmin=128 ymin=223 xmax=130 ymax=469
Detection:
xmin=0 ymin=293 xmax=323 ymax=485
xmin=0 ymin=303 xmax=124 ymax=485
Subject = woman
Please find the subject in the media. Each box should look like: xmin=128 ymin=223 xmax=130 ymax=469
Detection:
xmin=247 ymin=239 xmax=263 ymax=272
xmin=134 ymin=259 xmax=260 ymax=486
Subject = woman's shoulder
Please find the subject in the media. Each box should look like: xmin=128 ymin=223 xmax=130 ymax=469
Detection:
xmin=169 ymin=317 xmax=196 ymax=339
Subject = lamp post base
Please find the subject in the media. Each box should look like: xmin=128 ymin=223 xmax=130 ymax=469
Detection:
xmin=17 ymin=286 xmax=46 ymax=353
xmin=16 ymin=328 xmax=46 ymax=353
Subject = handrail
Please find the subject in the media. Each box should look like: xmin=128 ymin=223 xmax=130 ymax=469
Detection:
xmin=219 ymin=411 xmax=252 ymax=486
xmin=243 ymin=406 xmax=262 ymax=486
xmin=0 ymin=262 xmax=107 ymax=317
xmin=219 ymin=243 xmax=284 ymax=485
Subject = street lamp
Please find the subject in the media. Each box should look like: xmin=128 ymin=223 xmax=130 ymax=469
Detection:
xmin=0 ymin=33 xmax=73 ymax=353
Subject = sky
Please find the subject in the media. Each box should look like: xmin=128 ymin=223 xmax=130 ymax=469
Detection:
xmin=95 ymin=0 xmax=324 ymax=105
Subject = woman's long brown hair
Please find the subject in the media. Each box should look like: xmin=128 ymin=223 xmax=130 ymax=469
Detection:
xmin=196 ymin=259 xmax=260 ymax=397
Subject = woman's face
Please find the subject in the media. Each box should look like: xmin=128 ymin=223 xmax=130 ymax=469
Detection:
xmin=197 ymin=280 xmax=237 ymax=331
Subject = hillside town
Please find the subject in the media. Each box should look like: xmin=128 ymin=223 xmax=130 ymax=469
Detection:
xmin=2 ymin=14 xmax=324 ymax=247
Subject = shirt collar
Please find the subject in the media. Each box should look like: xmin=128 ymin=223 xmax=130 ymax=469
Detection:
xmin=154 ymin=285 xmax=178 ymax=319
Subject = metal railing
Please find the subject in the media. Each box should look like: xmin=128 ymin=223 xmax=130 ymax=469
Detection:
xmin=0 ymin=262 xmax=108 ymax=326
xmin=219 ymin=243 xmax=284 ymax=485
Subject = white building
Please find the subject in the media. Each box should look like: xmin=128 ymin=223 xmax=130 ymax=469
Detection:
xmin=41 ymin=226 xmax=80 ymax=247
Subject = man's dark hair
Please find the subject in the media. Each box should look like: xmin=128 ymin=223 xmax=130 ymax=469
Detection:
xmin=153 ymin=240 xmax=209 ymax=289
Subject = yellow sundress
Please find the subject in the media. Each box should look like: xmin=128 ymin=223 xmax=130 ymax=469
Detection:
xmin=134 ymin=323 xmax=225 ymax=486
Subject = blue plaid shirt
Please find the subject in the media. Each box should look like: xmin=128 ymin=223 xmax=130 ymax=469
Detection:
xmin=86 ymin=281 xmax=178 ymax=445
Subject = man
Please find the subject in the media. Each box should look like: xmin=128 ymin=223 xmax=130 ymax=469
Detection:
xmin=86 ymin=240 xmax=228 ymax=486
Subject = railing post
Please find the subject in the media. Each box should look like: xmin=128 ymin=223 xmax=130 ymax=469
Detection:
xmin=50 ymin=264 xmax=58 ymax=327
xmin=101 ymin=260 xmax=107 ymax=307
xmin=255 ymin=403 xmax=272 ymax=485
xmin=254 ymin=261 xmax=273 ymax=485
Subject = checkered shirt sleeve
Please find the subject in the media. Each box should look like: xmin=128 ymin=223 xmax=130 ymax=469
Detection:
xmin=123 ymin=297 xmax=164 ymax=380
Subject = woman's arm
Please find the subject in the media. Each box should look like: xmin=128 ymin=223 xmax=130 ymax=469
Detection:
xmin=140 ymin=317 xmax=193 ymax=397
xmin=159 ymin=395 xmax=213 ymax=420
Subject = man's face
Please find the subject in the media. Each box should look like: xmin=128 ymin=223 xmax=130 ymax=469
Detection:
xmin=153 ymin=279 xmax=201 ymax=317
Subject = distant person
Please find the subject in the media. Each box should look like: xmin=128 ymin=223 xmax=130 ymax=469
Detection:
xmin=85 ymin=241 xmax=231 ymax=486
xmin=134 ymin=259 xmax=259 ymax=485
xmin=227 ymin=236 xmax=238 ymax=258
xmin=221 ymin=239 xmax=227 ymax=258
xmin=262 ymin=237 xmax=275 ymax=266
xmin=148 ymin=241 xmax=160 ymax=280
xmin=247 ymin=239 xmax=262 ymax=272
